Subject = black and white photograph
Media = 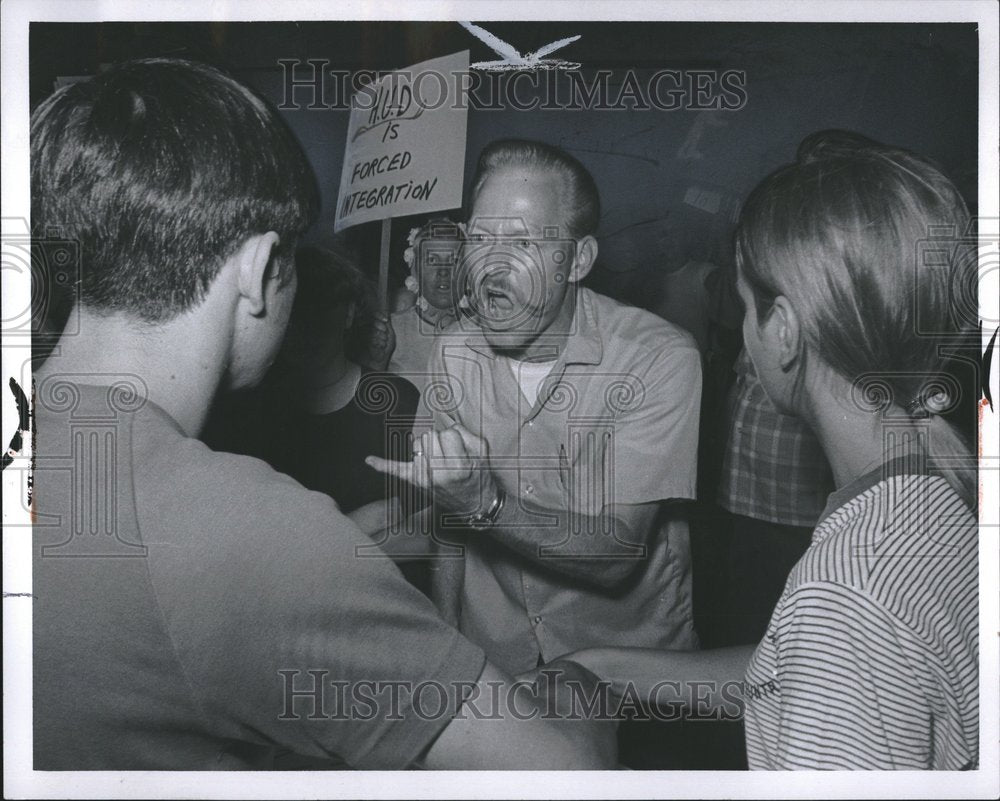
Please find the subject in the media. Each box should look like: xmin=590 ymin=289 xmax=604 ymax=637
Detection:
xmin=2 ymin=1 xmax=998 ymax=798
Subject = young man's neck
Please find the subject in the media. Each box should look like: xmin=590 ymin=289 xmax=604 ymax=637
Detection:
xmin=35 ymin=305 xmax=229 ymax=438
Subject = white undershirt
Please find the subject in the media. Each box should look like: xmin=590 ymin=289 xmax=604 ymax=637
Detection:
xmin=505 ymin=357 xmax=557 ymax=406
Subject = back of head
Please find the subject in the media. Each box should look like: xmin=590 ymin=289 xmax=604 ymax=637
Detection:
xmin=295 ymin=245 xmax=372 ymax=318
xmin=736 ymin=130 xmax=976 ymax=505
xmin=291 ymin=245 xmax=375 ymax=360
xmin=469 ymin=139 xmax=600 ymax=238
xmin=737 ymin=130 xmax=971 ymax=384
xmin=31 ymin=58 xmax=320 ymax=323
xmin=736 ymin=131 xmax=976 ymax=505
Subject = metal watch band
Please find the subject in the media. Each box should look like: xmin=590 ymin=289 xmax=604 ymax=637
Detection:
xmin=467 ymin=486 xmax=506 ymax=529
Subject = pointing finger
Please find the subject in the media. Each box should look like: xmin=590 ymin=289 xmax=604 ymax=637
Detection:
xmin=365 ymin=456 xmax=424 ymax=489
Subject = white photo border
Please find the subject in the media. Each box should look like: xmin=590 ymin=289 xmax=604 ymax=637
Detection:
xmin=3 ymin=1 xmax=997 ymax=799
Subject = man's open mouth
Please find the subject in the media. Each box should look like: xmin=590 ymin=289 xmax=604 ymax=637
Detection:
xmin=480 ymin=284 xmax=520 ymax=320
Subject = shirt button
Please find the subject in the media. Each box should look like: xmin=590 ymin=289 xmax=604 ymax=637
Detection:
xmin=528 ymin=420 xmax=534 ymax=427
xmin=533 ymin=615 xmax=542 ymax=625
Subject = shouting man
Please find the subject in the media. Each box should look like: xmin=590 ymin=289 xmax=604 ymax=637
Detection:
xmin=370 ymin=139 xmax=703 ymax=675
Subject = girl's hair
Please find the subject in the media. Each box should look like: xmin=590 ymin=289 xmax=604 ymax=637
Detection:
xmin=735 ymin=130 xmax=976 ymax=508
xmin=469 ymin=139 xmax=600 ymax=238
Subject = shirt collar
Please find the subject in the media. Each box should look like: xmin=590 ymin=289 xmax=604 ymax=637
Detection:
xmin=815 ymin=454 xmax=917 ymax=530
xmin=414 ymin=304 xmax=458 ymax=331
xmin=462 ymin=287 xmax=604 ymax=366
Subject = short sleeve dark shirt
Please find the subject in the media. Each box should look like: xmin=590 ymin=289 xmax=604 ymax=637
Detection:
xmin=32 ymin=381 xmax=484 ymax=770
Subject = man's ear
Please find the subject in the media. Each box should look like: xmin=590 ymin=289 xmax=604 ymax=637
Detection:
xmin=235 ymin=232 xmax=281 ymax=316
xmin=769 ymin=295 xmax=802 ymax=371
xmin=568 ymin=235 xmax=598 ymax=284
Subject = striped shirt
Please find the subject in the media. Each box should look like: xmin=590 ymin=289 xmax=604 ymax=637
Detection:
xmin=743 ymin=466 xmax=978 ymax=769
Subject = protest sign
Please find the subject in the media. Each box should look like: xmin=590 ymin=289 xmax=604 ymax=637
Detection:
xmin=335 ymin=50 xmax=469 ymax=232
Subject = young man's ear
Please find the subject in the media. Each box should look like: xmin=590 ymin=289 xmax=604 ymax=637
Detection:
xmin=769 ymin=295 xmax=802 ymax=371
xmin=568 ymin=235 xmax=598 ymax=284
xmin=235 ymin=232 xmax=281 ymax=316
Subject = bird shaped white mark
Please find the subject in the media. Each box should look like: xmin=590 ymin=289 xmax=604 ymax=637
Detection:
xmin=459 ymin=21 xmax=581 ymax=71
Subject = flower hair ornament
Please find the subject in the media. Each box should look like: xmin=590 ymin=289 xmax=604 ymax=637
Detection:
xmin=402 ymin=221 xmax=470 ymax=323
xmin=402 ymin=225 xmax=425 ymax=310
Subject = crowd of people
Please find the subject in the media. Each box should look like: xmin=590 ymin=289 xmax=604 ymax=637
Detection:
xmin=31 ymin=57 xmax=979 ymax=771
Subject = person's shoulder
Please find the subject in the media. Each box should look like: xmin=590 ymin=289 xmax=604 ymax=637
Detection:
xmin=358 ymin=369 xmax=420 ymax=414
xmin=390 ymin=306 xmax=416 ymax=325
xmin=437 ymin=313 xmax=479 ymax=338
xmin=791 ymin=474 xmax=976 ymax=595
xmin=132 ymin=402 xmax=345 ymax=535
xmin=584 ymin=288 xmax=699 ymax=370
xmin=430 ymin=316 xmax=488 ymax=362
xmin=586 ymin=288 xmax=699 ymax=351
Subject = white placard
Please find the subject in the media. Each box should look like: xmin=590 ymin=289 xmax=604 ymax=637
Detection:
xmin=335 ymin=50 xmax=469 ymax=231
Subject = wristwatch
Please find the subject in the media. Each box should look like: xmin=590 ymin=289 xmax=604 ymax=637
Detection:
xmin=466 ymin=485 xmax=506 ymax=529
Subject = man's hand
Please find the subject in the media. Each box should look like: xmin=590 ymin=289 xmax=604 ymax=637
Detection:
xmin=366 ymin=423 xmax=499 ymax=515
xmin=361 ymin=311 xmax=396 ymax=371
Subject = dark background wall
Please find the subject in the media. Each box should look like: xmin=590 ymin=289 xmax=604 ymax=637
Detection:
xmin=29 ymin=20 xmax=978 ymax=308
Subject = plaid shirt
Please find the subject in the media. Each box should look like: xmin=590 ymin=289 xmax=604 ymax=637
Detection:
xmin=717 ymin=350 xmax=834 ymax=527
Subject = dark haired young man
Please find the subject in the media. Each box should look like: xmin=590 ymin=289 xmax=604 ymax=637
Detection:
xmin=30 ymin=59 xmax=613 ymax=771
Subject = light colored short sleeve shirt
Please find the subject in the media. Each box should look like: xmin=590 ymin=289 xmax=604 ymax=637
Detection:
xmin=388 ymin=307 xmax=458 ymax=394
xmin=420 ymin=288 xmax=702 ymax=674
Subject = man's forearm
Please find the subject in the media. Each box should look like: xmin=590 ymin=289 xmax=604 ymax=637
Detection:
xmin=470 ymin=492 xmax=647 ymax=589
xmin=419 ymin=661 xmax=617 ymax=770
xmin=367 ymin=504 xmax=438 ymax=561
xmin=347 ymin=497 xmax=401 ymax=536
xmin=564 ymin=645 xmax=756 ymax=719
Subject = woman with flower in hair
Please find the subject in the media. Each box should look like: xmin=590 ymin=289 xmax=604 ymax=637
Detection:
xmin=387 ymin=218 xmax=466 ymax=394
xmin=562 ymin=130 xmax=979 ymax=770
